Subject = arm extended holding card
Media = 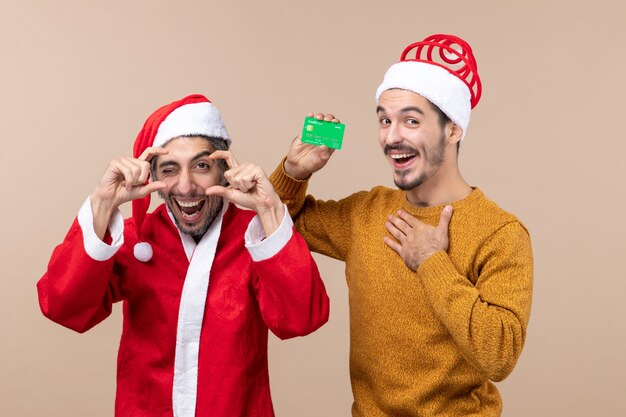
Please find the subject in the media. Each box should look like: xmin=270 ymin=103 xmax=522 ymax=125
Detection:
xmin=270 ymin=112 xmax=357 ymax=262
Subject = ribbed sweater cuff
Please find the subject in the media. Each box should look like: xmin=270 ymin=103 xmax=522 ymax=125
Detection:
xmin=269 ymin=157 xmax=310 ymax=196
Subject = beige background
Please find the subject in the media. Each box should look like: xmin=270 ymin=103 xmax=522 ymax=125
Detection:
xmin=2 ymin=1 xmax=625 ymax=416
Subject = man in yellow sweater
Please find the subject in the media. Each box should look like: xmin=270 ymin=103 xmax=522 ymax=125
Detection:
xmin=269 ymin=34 xmax=533 ymax=416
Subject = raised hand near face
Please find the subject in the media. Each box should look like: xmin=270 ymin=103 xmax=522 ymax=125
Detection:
xmin=283 ymin=112 xmax=340 ymax=179
xmin=90 ymin=147 xmax=168 ymax=239
xmin=205 ymin=150 xmax=285 ymax=236
xmin=383 ymin=206 xmax=453 ymax=271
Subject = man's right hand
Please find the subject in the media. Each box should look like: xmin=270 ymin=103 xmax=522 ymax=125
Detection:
xmin=90 ymin=147 xmax=168 ymax=239
xmin=283 ymin=112 xmax=340 ymax=179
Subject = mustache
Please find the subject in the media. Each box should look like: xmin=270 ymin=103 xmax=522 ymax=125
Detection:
xmin=384 ymin=144 xmax=418 ymax=155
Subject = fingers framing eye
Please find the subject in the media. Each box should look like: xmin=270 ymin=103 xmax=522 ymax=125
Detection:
xmin=115 ymin=158 xmax=142 ymax=188
xmin=210 ymin=150 xmax=239 ymax=169
xmin=224 ymin=164 xmax=260 ymax=193
xmin=138 ymin=146 xmax=168 ymax=162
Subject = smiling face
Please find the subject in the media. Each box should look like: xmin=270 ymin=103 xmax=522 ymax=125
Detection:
xmin=152 ymin=136 xmax=226 ymax=240
xmin=377 ymin=89 xmax=459 ymax=191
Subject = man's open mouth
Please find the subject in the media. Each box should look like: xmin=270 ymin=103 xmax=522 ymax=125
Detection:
xmin=390 ymin=153 xmax=417 ymax=165
xmin=174 ymin=198 xmax=206 ymax=221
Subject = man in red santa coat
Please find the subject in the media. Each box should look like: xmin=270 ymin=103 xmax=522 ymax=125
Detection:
xmin=37 ymin=94 xmax=330 ymax=417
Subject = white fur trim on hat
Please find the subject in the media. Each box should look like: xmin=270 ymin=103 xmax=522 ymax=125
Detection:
xmin=153 ymin=102 xmax=230 ymax=147
xmin=375 ymin=61 xmax=472 ymax=138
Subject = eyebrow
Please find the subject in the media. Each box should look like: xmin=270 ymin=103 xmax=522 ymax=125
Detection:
xmin=190 ymin=150 xmax=213 ymax=162
xmin=376 ymin=105 xmax=425 ymax=115
xmin=157 ymin=150 xmax=214 ymax=169
xmin=400 ymin=106 xmax=425 ymax=115
xmin=157 ymin=160 xmax=179 ymax=170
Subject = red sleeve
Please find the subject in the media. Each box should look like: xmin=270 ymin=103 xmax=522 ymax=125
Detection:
xmin=252 ymin=229 xmax=329 ymax=340
xmin=37 ymin=218 xmax=124 ymax=333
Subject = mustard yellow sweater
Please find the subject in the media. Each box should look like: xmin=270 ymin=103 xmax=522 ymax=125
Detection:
xmin=270 ymin=164 xmax=533 ymax=417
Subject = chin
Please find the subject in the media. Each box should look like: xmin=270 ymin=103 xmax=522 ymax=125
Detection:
xmin=176 ymin=216 xmax=215 ymax=240
xmin=393 ymin=171 xmax=426 ymax=191
xmin=178 ymin=222 xmax=204 ymax=235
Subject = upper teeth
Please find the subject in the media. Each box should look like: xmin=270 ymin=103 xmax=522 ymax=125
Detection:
xmin=391 ymin=154 xmax=415 ymax=159
xmin=176 ymin=199 xmax=201 ymax=208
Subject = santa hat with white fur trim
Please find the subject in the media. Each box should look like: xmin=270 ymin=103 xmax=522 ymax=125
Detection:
xmin=132 ymin=94 xmax=230 ymax=262
xmin=375 ymin=34 xmax=482 ymax=139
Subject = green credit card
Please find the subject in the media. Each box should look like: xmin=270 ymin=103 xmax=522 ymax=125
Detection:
xmin=301 ymin=117 xmax=345 ymax=149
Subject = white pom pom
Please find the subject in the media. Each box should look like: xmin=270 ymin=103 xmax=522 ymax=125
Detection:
xmin=134 ymin=242 xmax=153 ymax=262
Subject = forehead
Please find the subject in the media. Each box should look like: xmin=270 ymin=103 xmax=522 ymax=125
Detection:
xmin=163 ymin=136 xmax=215 ymax=156
xmin=377 ymin=89 xmax=434 ymax=114
xmin=162 ymin=135 xmax=214 ymax=151
xmin=155 ymin=136 xmax=214 ymax=166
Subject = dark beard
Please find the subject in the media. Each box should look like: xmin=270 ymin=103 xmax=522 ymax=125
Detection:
xmin=391 ymin=132 xmax=447 ymax=191
xmin=394 ymin=172 xmax=427 ymax=190
xmin=184 ymin=196 xmax=223 ymax=242
xmin=159 ymin=191 xmax=224 ymax=242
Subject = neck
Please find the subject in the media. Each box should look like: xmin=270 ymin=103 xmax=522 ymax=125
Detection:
xmin=405 ymin=164 xmax=471 ymax=207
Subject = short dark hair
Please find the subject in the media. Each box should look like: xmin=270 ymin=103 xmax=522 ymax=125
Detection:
xmin=428 ymin=100 xmax=450 ymax=131
xmin=428 ymin=101 xmax=461 ymax=152
xmin=150 ymin=135 xmax=230 ymax=184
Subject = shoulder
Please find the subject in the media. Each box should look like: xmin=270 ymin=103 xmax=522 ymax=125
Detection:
xmin=476 ymin=189 xmax=527 ymax=229
xmin=455 ymin=188 xmax=530 ymax=240
xmin=336 ymin=185 xmax=399 ymax=207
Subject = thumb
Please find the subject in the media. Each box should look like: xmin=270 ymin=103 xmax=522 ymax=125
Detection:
xmin=438 ymin=205 xmax=453 ymax=231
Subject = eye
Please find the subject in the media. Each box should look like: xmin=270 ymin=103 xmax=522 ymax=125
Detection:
xmin=195 ymin=161 xmax=211 ymax=170
xmin=406 ymin=118 xmax=419 ymax=126
xmin=379 ymin=117 xmax=391 ymax=125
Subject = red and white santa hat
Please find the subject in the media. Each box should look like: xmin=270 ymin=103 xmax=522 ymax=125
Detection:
xmin=132 ymin=94 xmax=230 ymax=262
xmin=375 ymin=34 xmax=482 ymax=139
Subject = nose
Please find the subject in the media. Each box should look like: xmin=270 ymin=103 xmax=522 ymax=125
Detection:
xmin=177 ymin=169 xmax=192 ymax=194
xmin=384 ymin=122 xmax=403 ymax=146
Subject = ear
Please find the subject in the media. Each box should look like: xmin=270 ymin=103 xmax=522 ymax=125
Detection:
xmin=446 ymin=122 xmax=463 ymax=145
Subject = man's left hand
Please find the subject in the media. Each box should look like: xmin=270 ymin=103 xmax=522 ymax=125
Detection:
xmin=206 ymin=150 xmax=285 ymax=236
xmin=384 ymin=206 xmax=453 ymax=271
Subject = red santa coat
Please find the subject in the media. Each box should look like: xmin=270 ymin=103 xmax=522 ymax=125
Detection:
xmin=37 ymin=199 xmax=329 ymax=417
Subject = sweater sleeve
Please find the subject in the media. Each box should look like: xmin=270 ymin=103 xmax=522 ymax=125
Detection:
xmin=37 ymin=199 xmax=126 ymax=333
xmin=417 ymin=221 xmax=533 ymax=381
xmin=269 ymin=160 xmax=354 ymax=261
xmin=251 ymin=228 xmax=330 ymax=340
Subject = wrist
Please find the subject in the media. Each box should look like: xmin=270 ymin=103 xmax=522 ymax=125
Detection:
xmin=255 ymin=199 xmax=285 ymax=237
xmin=90 ymin=191 xmax=116 ymax=216
xmin=283 ymin=159 xmax=311 ymax=180
xmin=90 ymin=192 xmax=117 ymax=240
